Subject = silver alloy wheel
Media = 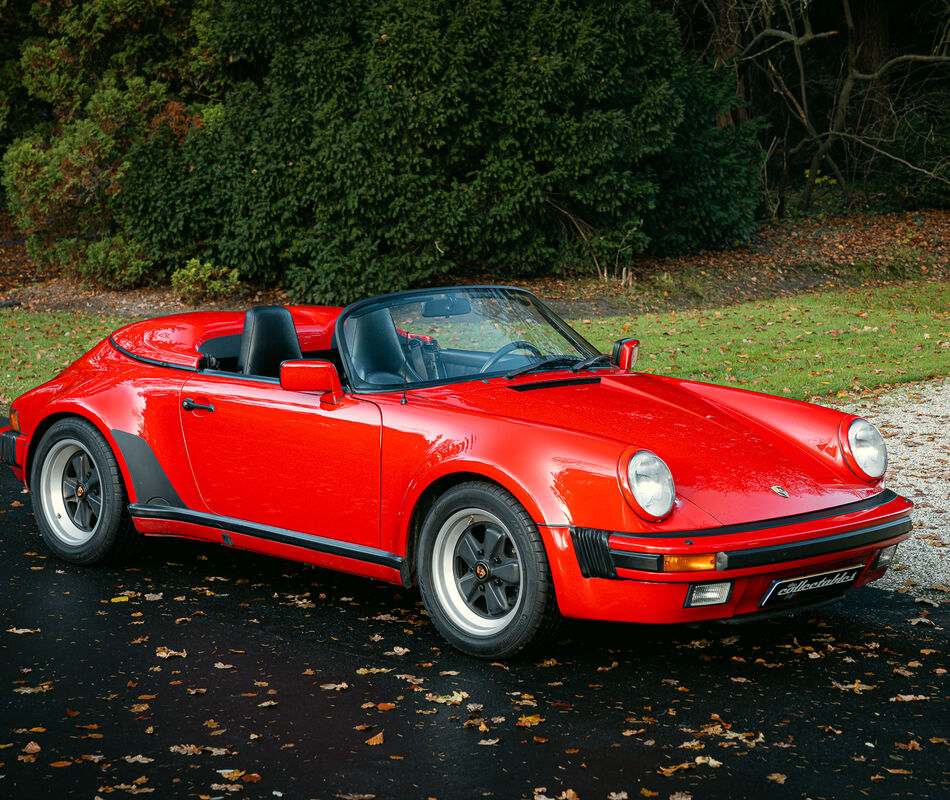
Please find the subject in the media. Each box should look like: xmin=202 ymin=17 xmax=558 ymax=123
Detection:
xmin=38 ymin=438 xmax=103 ymax=546
xmin=431 ymin=507 xmax=524 ymax=636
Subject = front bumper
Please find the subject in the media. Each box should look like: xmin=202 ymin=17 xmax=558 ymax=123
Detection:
xmin=547 ymin=489 xmax=914 ymax=624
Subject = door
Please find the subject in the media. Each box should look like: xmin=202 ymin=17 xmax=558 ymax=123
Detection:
xmin=179 ymin=375 xmax=381 ymax=548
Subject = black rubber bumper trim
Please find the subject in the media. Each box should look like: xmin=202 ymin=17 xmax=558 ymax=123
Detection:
xmin=604 ymin=515 xmax=912 ymax=576
xmin=611 ymin=550 xmax=664 ymax=572
xmin=717 ymin=515 xmax=913 ymax=570
xmin=129 ymin=504 xmax=403 ymax=570
xmin=610 ymin=489 xmax=900 ymax=540
xmin=1 ymin=429 xmax=21 ymax=467
xmin=570 ymin=528 xmax=618 ymax=578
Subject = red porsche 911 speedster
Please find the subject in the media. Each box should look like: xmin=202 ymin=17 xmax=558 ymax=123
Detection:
xmin=1 ymin=286 xmax=913 ymax=656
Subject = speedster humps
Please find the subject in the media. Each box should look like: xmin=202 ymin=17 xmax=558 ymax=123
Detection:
xmin=1 ymin=286 xmax=912 ymax=657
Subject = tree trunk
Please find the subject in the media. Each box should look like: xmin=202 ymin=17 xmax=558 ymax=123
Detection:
xmin=852 ymin=0 xmax=891 ymax=119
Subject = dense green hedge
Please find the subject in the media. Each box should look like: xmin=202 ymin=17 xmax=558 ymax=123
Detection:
xmin=3 ymin=0 xmax=763 ymax=303
xmin=642 ymin=67 xmax=763 ymax=254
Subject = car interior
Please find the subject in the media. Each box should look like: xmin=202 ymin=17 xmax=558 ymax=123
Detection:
xmin=197 ymin=306 xmax=344 ymax=380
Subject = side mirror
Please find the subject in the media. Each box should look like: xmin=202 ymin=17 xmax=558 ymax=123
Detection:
xmin=280 ymin=360 xmax=344 ymax=404
xmin=611 ymin=338 xmax=640 ymax=372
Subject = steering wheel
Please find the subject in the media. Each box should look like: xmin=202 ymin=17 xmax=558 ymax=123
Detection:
xmin=479 ymin=340 xmax=543 ymax=373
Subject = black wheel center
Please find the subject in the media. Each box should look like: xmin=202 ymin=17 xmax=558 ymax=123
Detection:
xmin=474 ymin=561 xmax=490 ymax=581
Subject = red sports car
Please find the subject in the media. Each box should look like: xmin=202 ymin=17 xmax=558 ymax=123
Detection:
xmin=1 ymin=286 xmax=913 ymax=656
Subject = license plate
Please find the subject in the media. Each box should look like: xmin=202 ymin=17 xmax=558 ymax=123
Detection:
xmin=760 ymin=564 xmax=863 ymax=608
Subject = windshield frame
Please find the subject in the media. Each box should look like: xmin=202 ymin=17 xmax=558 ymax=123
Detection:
xmin=335 ymin=285 xmax=603 ymax=394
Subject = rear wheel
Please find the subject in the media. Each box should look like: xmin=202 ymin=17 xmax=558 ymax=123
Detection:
xmin=31 ymin=418 xmax=136 ymax=564
xmin=417 ymin=482 xmax=560 ymax=658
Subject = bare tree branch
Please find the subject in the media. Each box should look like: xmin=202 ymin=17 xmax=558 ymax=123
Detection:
xmin=740 ymin=27 xmax=838 ymax=59
xmin=818 ymin=130 xmax=950 ymax=186
xmin=853 ymin=54 xmax=950 ymax=81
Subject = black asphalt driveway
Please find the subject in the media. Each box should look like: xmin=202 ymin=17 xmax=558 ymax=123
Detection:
xmin=1 ymin=466 xmax=947 ymax=799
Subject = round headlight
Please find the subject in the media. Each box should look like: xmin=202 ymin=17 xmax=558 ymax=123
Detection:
xmin=847 ymin=418 xmax=886 ymax=479
xmin=626 ymin=450 xmax=675 ymax=520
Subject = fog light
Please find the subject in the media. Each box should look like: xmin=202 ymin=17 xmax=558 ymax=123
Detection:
xmin=685 ymin=581 xmax=733 ymax=608
xmin=873 ymin=544 xmax=898 ymax=570
xmin=664 ymin=553 xmax=717 ymax=572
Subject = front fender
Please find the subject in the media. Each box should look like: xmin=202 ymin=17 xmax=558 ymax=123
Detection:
xmin=13 ymin=340 xmax=194 ymax=507
xmin=374 ymin=396 xmax=683 ymax=557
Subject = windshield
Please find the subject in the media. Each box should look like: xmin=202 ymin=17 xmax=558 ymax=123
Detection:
xmin=338 ymin=286 xmax=603 ymax=391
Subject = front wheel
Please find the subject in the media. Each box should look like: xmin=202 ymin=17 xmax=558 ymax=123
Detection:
xmin=417 ymin=482 xmax=560 ymax=658
xmin=31 ymin=417 xmax=136 ymax=565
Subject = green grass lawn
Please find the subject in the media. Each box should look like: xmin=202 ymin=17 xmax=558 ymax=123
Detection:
xmin=0 ymin=312 xmax=129 ymax=407
xmin=575 ymin=281 xmax=950 ymax=400
xmin=1 ymin=280 xmax=948 ymax=409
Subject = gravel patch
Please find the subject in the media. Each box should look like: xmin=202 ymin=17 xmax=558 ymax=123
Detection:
xmin=834 ymin=379 xmax=950 ymax=598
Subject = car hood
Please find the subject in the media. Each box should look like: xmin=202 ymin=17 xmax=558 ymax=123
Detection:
xmin=419 ymin=372 xmax=878 ymax=527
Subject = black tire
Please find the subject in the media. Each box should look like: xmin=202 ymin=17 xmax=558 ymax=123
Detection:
xmin=417 ymin=481 xmax=560 ymax=658
xmin=30 ymin=417 xmax=137 ymax=565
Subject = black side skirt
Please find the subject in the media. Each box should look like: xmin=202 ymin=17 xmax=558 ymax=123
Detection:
xmin=128 ymin=503 xmax=403 ymax=571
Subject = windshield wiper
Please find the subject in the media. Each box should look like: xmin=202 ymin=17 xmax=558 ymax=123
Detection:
xmin=505 ymin=356 xmax=582 ymax=379
xmin=569 ymin=353 xmax=611 ymax=373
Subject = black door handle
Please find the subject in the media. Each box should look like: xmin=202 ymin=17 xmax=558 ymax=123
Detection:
xmin=182 ymin=398 xmax=215 ymax=412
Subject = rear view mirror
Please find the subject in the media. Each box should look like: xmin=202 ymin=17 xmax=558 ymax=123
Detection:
xmin=611 ymin=338 xmax=640 ymax=372
xmin=280 ymin=360 xmax=344 ymax=404
xmin=422 ymin=296 xmax=472 ymax=317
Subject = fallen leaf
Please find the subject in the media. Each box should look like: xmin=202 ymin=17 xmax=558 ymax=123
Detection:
xmin=6 ymin=627 xmax=40 ymax=634
xmin=767 ymin=773 xmax=787 ymax=784
xmin=832 ymin=679 xmax=874 ymax=693
xmin=517 ymin=714 xmax=545 ymax=728
xmin=365 ymin=731 xmax=384 ymax=746
xmin=169 ymin=744 xmax=203 ymax=755
xmin=425 ymin=691 xmax=468 ymax=705
xmin=214 ymin=662 xmax=235 ymax=670
xmin=320 ymin=682 xmax=349 ymax=691
xmin=155 ymin=647 xmax=186 ymax=659
xmin=658 ymin=761 xmax=693 ymax=777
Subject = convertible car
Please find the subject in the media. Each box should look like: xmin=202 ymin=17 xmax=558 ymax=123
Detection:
xmin=1 ymin=286 xmax=913 ymax=656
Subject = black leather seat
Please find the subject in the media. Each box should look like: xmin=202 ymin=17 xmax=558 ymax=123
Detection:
xmin=237 ymin=306 xmax=302 ymax=378
xmin=345 ymin=308 xmax=407 ymax=385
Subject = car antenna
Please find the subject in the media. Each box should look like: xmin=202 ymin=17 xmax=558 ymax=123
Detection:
xmin=401 ymin=337 xmax=409 ymax=405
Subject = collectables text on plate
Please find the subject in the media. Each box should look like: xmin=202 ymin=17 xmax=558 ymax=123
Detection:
xmin=761 ymin=564 xmax=863 ymax=607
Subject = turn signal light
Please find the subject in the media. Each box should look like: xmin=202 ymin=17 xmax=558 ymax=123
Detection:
xmin=9 ymin=409 xmax=18 ymax=432
xmin=663 ymin=553 xmax=717 ymax=572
